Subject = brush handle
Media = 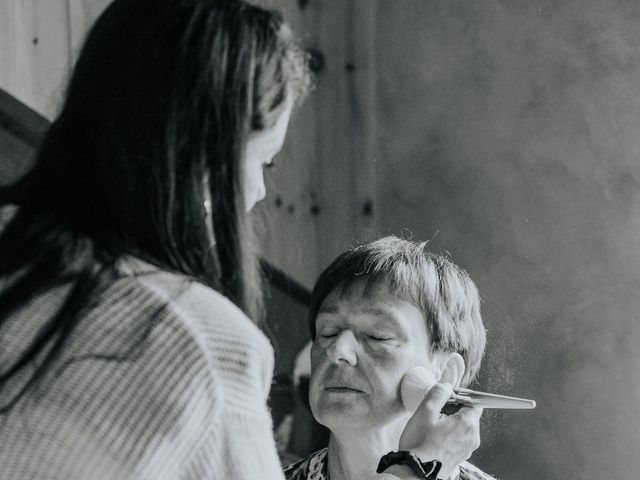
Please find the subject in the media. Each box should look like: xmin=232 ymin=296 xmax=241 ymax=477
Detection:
xmin=400 ymin=366 xmax=536 ymax=412
xmin=449 ymin=388 xmax=536 ymax=409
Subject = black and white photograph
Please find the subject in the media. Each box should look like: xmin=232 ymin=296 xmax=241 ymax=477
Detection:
xmin=1 ymin=1 xmax=638 ymax=479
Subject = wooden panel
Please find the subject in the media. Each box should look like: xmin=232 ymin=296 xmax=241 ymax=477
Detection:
xmin=301 ymin=0 xmax=380 ymax=271
xmin=305 ymin=0 xmax=364 ymax=271
xmin=345 ymin=0 xmax=379 ymax=242
xmin=257 ymin=0 xmax=381 ymax=287
xmin=254 ymin=0 xmax=322 ymax=289
xmin=0 ymin=0 xmax=71 ymax=119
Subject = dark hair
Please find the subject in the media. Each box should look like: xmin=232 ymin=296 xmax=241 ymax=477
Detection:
xmin=0 ymin=0 xmax=310 ymax=412
xmin=308 ymin=236 xmax=486 ymax=386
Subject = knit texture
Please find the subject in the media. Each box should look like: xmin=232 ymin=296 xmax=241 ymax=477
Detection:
xmin=0 ymin=258 xmax=285 ymax=479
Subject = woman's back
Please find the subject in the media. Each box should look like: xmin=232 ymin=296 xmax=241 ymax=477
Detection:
xmin=0 ymin=259 xmax=283 ymax=479
xmin=0 ymin=1 xmax=308 ymax=476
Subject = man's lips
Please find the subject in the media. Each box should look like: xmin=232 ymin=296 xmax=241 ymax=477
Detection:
xmin=324 ymin=385 xmax=365 ymax=393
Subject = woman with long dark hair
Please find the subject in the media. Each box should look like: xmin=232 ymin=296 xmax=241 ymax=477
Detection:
xmin=0 ymin=0 xmax=308 ymax=477
xmin=0 ymin=0 xmax=486 ymax=478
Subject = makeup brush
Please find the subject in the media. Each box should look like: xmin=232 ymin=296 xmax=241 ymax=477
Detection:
xmin=400 ymin=366 xmax=536 ymax=412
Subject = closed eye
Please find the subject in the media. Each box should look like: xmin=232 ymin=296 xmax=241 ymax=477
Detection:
xmin=368 ymin=335 xmax=392 ymax=341
xmin=318 ymin=328 xmax=340 ymax=338
xmin=319 ymin=332 xmax=338 ymax=338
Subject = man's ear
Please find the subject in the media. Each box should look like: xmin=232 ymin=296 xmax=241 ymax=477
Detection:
xmin=435 ymin=352 xmax=465 ymax=387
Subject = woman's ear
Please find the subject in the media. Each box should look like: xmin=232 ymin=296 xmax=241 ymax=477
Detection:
xmin=436 ymin=352 xmax=465 ymax=387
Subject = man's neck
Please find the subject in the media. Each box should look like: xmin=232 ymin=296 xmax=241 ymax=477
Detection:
xmin=327 ymin=420 xmax=405 ymax=480
xmin=326 ymin=421 xmax=461 ymax=480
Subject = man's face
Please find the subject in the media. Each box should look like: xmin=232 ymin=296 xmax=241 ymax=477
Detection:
xmin=309 ymin=281 xmax=433 ymax=432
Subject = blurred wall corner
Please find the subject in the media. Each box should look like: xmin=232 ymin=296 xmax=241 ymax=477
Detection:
xmin=0 ymin=88 xmax=46 ymax=212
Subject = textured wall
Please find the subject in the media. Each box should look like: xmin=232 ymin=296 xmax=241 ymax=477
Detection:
xmin=373 ymin=1 xmax=640 ymax=478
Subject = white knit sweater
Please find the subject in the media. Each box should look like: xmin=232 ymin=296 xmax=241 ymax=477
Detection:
xmin=0 ymin=258 xmax=285 ymax=479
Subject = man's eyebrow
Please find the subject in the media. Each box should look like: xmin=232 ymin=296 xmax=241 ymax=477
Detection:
xmin=317 ymin=304 xmax=338 ymax=314
xmin=361 ymin=306 xmax=394 ymax=316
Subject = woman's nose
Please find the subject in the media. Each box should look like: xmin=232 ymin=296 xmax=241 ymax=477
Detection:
xmin=328 ymin=330 xmax=358 ymax=366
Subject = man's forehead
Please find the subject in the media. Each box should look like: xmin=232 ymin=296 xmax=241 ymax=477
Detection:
xmin=317 ymin=285 xmax=419 ymax=323
xmin=321 ymin=278 xmax=390 ymax=304
xmin=317 ymin=300 xmax=399 ymax=318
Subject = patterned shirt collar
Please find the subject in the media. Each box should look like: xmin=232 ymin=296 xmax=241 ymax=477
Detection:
xmin=284 ymin=448 xmax=492 ymax=480
xmin=283 ymin=448 xmax=329 ymax=480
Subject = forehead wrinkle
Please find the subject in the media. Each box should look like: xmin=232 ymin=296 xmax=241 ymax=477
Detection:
xmin=360 ymin=305 xmax=399 ymax=321
xmin=317 ymin=301 xmax=397 ymax=328
xmin=317 ymin=282 xmax=424 ymax=330
xmin=358 ymin=304 xmax=411 ymax=331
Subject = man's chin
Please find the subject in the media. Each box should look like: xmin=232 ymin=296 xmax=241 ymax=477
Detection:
xmin=312 ymin=398 xmax=375 ymax=428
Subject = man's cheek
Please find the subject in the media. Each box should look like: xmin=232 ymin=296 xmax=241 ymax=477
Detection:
xmin=368 ymin=354 xmax=411 ymax=397
xmin=370 ymin=345 xmax=409 ymax=369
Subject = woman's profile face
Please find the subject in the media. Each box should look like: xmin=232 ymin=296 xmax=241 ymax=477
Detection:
xmin=243 ymin=97 xmax=294 ymax=211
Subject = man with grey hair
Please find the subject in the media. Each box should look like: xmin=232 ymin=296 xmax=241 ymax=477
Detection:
xmin=285 ymin=236 xmax=495 ymax=480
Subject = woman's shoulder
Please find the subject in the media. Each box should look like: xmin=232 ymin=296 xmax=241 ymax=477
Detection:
xmin=119 ymin=257 xmax=273 ymax=358
xmin=119 ymin=257 xmax=266 ymax=346
xmin=113 ymin=256 xmax=275 ymax=402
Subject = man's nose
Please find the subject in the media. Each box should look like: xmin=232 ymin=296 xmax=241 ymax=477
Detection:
xmin=328 ymin=330 xmax=358 ymax=366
